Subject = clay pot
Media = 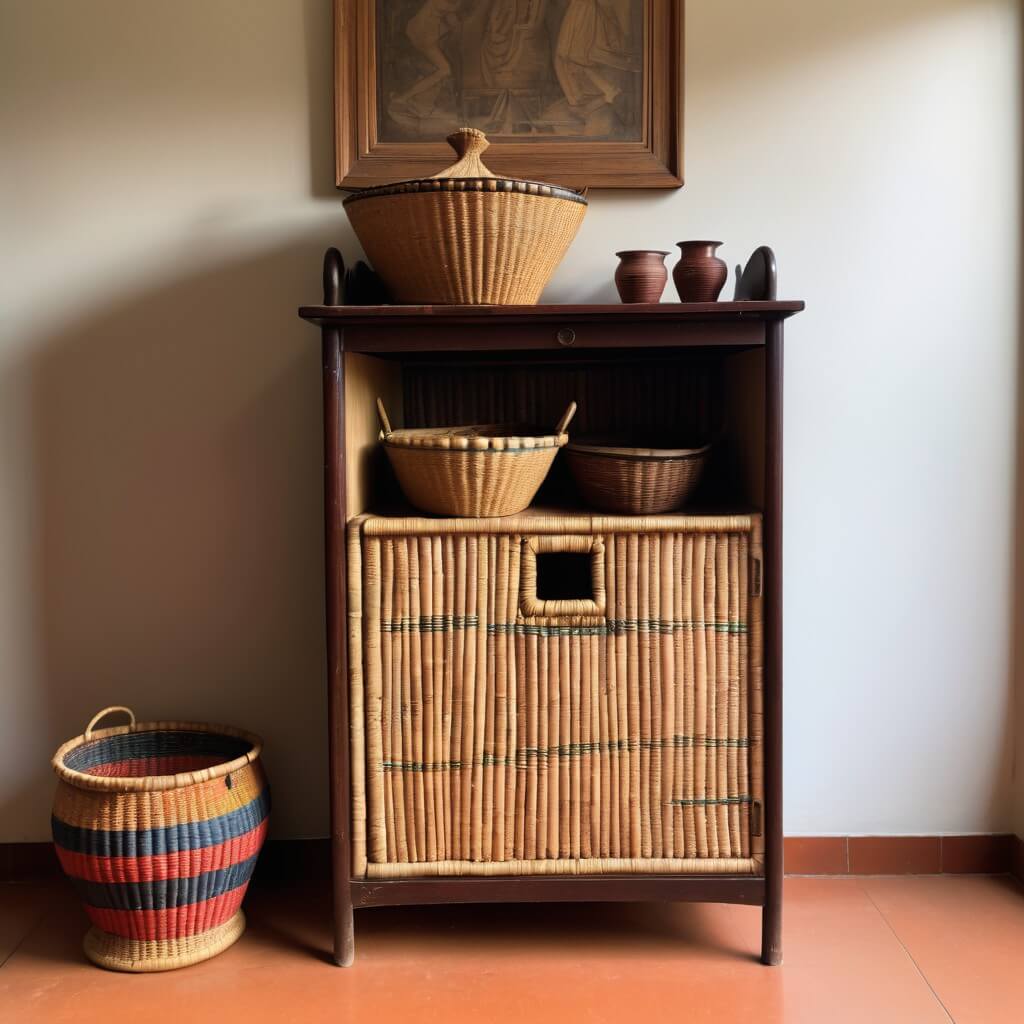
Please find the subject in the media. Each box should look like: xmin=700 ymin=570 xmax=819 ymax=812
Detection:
xmin=614 ymin=250 xmax=670 ymax=304
xmin=672 ymin=241 xmax=728 ymax=303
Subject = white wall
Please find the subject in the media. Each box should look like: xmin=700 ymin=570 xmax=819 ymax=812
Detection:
xmin=1 ymin=0 xmax=1019 ymax=841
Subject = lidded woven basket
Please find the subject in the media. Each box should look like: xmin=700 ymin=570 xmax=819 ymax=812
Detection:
xmin=378 ymin=398 xmax=576 ymax=517
xmin=51 ymin=706 xmax=269 ymax=973
xmin=343 ymin=128 xmax=588 ymax=305
xmin=566 ymin=439 xmax=711 ymax=515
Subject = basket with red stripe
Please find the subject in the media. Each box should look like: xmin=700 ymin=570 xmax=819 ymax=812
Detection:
xmin=51 ymin=706 xmax=269 ymax=972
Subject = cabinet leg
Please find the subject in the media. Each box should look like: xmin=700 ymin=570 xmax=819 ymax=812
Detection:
xmin=760 ymin=892 xmax=782 ymax=966
xmin=333 ymin=902 xmax=355 ymax=967
xmin=761 ymin=320 xmax=784 ymax=969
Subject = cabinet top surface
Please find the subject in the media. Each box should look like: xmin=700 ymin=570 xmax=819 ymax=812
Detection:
xmin=299 ymin=301 xmax=804 ymax=328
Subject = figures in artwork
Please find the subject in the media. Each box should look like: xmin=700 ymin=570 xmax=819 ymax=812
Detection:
xmin=392 ymin=0 xmax=462 ymax=112
xmin=481 ymin=0 xmax=551 ymax=89
xmin=552 ymin=0 xmax=639 ymax=133
xmin=382 ymin=0 xmax=643 ymax=140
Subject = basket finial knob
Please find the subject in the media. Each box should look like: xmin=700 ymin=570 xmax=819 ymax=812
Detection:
xmin=435 ymin=128 xmax=495 ymax=179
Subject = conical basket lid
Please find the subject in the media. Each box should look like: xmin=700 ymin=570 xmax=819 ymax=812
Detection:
xmin=343 ymin=129 xmax=587 ymax=205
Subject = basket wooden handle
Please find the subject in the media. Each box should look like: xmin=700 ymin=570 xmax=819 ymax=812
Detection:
xmin=376 ymin=397 xmax=393 ymax=437
xmin=555 ymin=402 xmax=578 ymax=435
xmin=85 ymin=706 xmax=136 ymax=739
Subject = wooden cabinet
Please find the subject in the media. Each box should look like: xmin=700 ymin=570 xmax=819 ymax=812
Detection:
xmin=300 ymin=249 xmax=802 ymax=966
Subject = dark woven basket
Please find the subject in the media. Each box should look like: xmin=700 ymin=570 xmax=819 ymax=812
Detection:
xmin=566 ymin=439 xmax=711 ymax=515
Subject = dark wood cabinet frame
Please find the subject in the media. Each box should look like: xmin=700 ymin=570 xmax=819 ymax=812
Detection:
xmin=301 ymin=249 xmax=802 ymax=966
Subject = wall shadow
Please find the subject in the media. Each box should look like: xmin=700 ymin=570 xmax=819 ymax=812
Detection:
xmin=1011 ymin=7 xmax=1024 ymax=842
xmin=6 ymin=231 xmax=351 ymax=840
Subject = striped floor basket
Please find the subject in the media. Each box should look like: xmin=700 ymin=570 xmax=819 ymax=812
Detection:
xmin=52 ymin=707 xmax=269 ymax=972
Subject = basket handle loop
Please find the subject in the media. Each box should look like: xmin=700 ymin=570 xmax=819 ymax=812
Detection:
xmin=555 ymin=401 xmax=578 ymax=436
xmin=85 ymin=706 xmax=136 ymax=739
xmin=376 ymin=397 xmax=393 ymax=437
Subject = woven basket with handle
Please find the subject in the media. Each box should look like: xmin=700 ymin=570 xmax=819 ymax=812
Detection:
xmin=378 ymin=398 xmax=576 ymax=517
xmin=51 ymin=706 xmax=269 ymax=972
xmin=343 ymin=128 xmax=588 ymax=305
xmin=566 ymin=439 xmax=711 ymax=515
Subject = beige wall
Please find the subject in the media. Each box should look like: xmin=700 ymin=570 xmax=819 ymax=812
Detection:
xmin=1 ymin=0 xmax=1020 ymax=841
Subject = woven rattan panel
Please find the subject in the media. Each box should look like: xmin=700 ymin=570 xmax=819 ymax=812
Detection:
xmin=349 ymin=515 xmax=763 ymax=878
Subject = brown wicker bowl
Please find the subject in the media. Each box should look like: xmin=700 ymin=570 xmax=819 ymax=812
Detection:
xmin=566 ymin=438 xmax=711 ymax=515
xmin=378 ymin=399 xmax=577 ymax=517
xmin=343 ymin=129 xmax=587 ymax=305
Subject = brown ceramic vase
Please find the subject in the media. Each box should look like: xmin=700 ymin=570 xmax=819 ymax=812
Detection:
xmin=672 ymin=241 xmax=728 ymax=303
xmin=614 ymin=250 xmax=670 ymax=304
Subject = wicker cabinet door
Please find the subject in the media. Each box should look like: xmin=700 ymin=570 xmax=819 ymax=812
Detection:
xmin=351 ymin=518 xmax=763 ymax=879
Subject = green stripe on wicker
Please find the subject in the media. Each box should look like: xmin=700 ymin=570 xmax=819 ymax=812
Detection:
xmin=382 ymin=735 xmax=752 ymax=772
xmin=380 ymin=618 xmax=746 ymax=635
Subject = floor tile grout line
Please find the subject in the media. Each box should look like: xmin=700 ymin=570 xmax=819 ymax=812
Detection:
xmin=856 ymin=879 xmax=956 ymax=1024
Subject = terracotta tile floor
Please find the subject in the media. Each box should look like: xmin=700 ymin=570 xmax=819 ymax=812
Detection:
xmin=2 ymin=875 xmax=1023 ymax=1023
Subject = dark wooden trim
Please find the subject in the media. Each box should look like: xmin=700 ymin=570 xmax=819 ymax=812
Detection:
xmin=1012 ymin=836 xmax=1024 ymax=885
xmin=322 ymin=250 xmax=355 ymax=967
xmin=0 ymin=842 xmax=61 ymax=882
xmin=342 ymin=322 xmax=765 ymax=354
xmin=352 ymin=875 xmax=764 ymax=908
xmin=299 ymin=301 xmax=806 ymax=329
xmin=761 ymin=318 xmax=784 ymax=966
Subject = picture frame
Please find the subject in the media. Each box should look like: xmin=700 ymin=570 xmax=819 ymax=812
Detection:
xmin=335 ymin=0 xmax=684 ymax=189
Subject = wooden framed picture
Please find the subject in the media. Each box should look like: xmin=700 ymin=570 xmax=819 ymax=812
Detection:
xmin=335 ymin=0 xmax=684 ymax=189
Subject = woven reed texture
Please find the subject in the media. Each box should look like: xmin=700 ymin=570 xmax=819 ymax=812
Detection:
xmin=379 ymin=401 xmax=575 ymax=517
xmin=351 ymin=515 xmax=763 ymax=879
xmin=361 ymin=513 xmax=754 ymax=536
xmin=519 ymin=535 xmax=606 ymax=619
xmin=366 ymin=858 xmax=757 ymax=878
xmin=565 ymin=444 xmax=711 ymax=515
xmin=52 ymin=718 xmax=269 ymax=972
xmin=83 ymin=911 xmax=246 ymax=973
xmin=343 ymin=128 xmax=587 ymax=305
xmin=53 ymin=716 xmax=263 ymax=792
xmin=384 ymin=444 xmax=561 ymax=517
xmin=349 ymin=518 xmax=369 ymax=878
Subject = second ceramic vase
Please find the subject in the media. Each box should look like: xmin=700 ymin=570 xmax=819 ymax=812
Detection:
xmin=673 ymin=241 xmax=728 ymax=303
xmin=614 ymin=250 xmax=669 ymax=303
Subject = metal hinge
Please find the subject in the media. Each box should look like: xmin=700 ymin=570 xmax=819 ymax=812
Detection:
xmin=751 ymin=554 xmax=763 ymax=598
xmin=751 ymin=800 xmax=763 ymax=837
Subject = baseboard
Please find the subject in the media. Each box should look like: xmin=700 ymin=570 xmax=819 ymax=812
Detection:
xmin=0 ymin=842 xmax=60 ymax=882
xmin=2 ymin=835 xmax=1018 ymax=883
xmin=786 ymin=834 xmax=1015 ymax=876
xmin=1012 ymin=836 xmax=1024 ymax=885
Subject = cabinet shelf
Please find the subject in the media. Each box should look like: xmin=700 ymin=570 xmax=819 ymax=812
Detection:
xmin=347 ymin=499 xmax=763 ymax=526
xmin=301 ymin=301 xmax=804 ymax=356
xmin=300 ymin=300 xmax=805 ymax=328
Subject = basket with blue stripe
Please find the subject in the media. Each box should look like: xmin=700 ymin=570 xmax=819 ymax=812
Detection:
xmin=51 ymin=706 xmax=270 ymax=972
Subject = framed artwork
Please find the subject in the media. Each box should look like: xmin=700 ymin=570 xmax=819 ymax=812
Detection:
xmin=335 ymin=0 xmax=684 ymax=189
